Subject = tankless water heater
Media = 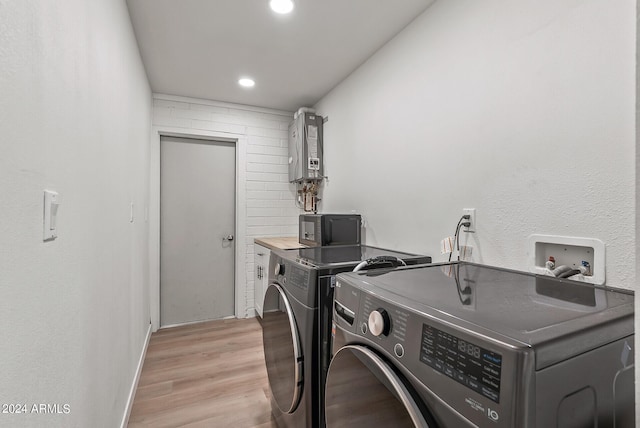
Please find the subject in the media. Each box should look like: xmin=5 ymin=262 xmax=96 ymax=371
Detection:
xmin=288 ymin=111 xmax=323 ymax=183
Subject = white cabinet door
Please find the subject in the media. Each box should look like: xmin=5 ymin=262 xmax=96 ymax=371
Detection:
xmin=254 ymin=244 xmax=271 ymax=317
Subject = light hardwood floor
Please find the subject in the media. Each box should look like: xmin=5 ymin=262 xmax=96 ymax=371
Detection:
xmin=128 ymin=318 xmax=276 ymax=428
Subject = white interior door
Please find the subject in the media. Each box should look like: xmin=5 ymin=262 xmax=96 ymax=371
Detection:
xmin=160 ymin=136 xmax=236 ymax=327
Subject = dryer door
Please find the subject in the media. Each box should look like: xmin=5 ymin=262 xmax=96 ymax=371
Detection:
xmin=325 ymin=345 xmax=436 ymax=428
xmin=262 ymin=283 xmax=303 ymax=414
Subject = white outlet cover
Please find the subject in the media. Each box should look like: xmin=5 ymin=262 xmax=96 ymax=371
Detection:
xmin=462 ymin=208 xmax=476 ymax=232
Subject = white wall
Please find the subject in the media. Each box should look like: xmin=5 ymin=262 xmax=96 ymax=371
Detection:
xmin=315 ymin=0 xmax=637 ymax=418
xmin=151 ymin=95 xmax=298 ymax=319
xmin=636 ymin=1 xmax=639 ymax=420
xmin=0 ymin=1 xmax=152 ymax=427
xmin=315 ymin=0 xmax=636 ymax=290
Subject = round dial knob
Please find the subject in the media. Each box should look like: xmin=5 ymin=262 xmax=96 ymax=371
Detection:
xmin=368 ymin=309 xmax=391 ymax=337
xmin=274 ymin=262 xmax=285 ymax=276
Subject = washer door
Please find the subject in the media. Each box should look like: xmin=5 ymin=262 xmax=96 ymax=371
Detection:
xmin=262 ymin=283 xmax=303 ymax=414
xmin=325 ymin=345 xmax=435 ymax=428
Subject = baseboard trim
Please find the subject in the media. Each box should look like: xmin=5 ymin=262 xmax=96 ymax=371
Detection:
xmin=120 ymin=323 xmax=152 ymax=428
xmin=160 ymin=316 xmax=236 ymax=330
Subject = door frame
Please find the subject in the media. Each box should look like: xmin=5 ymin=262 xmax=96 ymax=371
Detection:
xmin=149 ymin=126 xmax=247 ymax=332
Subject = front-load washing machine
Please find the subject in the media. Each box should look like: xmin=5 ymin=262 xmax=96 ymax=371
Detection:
xmin=262 ymin=245 xmax=431 ymax=428
xmin=326 ymin=262 xmax=634 ymax=427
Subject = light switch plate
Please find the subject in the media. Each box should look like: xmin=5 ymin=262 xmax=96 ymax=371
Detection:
xmin=43 ymin=190 xmax=59 ymax=241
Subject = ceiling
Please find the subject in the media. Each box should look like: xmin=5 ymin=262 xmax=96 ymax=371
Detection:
xmin=126 ymin=0 xmax=434 ymax=112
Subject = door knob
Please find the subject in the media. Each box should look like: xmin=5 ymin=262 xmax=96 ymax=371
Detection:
xmin=223 ymin=234 xmax=234 ymax=242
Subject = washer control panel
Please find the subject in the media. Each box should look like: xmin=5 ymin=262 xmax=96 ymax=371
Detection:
xmin=362 ymin=295 xmax=410 ymax=343
xmin=420 ymin=323 xmax=502 ymax=403
xmin=356 ymin=294 xmax=411 ymax=362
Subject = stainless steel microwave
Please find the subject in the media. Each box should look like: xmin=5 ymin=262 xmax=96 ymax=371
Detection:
xmin=299 ymin=214 xmax=361 ymax=247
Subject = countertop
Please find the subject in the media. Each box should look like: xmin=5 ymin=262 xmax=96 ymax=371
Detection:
xmin=254 ymin=236 xmax=306 ymax=251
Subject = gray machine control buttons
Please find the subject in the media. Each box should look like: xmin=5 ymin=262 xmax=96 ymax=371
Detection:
xmin=394 ymin=343 xmax=405 ymax=358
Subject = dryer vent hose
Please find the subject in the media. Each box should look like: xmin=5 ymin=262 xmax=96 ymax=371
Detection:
xmin=353 ymin=256 xmax=407 ymax=272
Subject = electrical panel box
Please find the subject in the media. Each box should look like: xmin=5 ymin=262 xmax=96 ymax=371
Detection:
xmin=288 ymin=112 xmax=323 ymax=182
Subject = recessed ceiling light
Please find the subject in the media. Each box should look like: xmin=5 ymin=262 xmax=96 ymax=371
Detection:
xmin=269 ymin=0 xmax=294 ymax=14
xmin=238 ymin=78 xmax=255 ymax=88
